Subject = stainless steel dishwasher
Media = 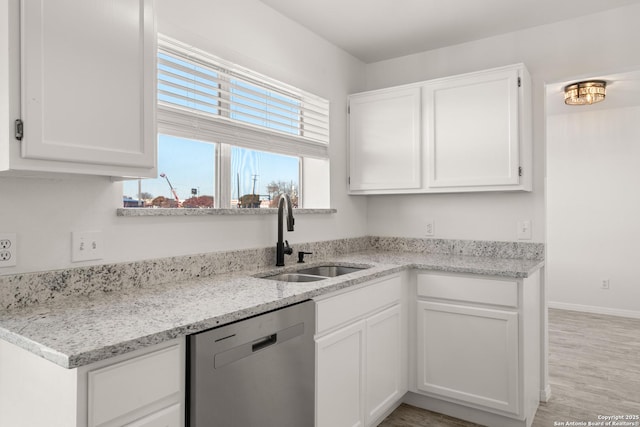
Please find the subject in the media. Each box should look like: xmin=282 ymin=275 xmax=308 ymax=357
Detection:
xmin=187 ymin=300 xmax=315 ymax=426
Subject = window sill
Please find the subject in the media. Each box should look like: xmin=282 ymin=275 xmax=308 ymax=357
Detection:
xmin=116 ymin=208 xmax=337 ymax=217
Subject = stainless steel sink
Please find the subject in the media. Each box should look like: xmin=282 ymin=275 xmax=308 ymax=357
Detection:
xmin=259 ymin=264 xmax=370 ymax=282
xmin=294 ymin=265 xmax=366 ymax=277
xmin=262 ymin=273 xmax=327 ymax=282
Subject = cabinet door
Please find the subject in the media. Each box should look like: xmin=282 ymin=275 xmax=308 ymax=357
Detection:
xmin=88 ymin=345 xmax=181 ymax=427
xmin=365 ymin=304 xmax=402 ymax=425
xmin=20 ymin=0 xmax=156 ymax=174
xmin=124 ymin=404 xmax=181 ymax=427
xmin=316 ymin=320 xmax=366 ymax=427
xmin=349 ymin=87 xmax=421 ymax=192
xmin=416 ymin=301 xmax=519 ymax=414
xmin=425 ymin=67 xmax=520 ymax=188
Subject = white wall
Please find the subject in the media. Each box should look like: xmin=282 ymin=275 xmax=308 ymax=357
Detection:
xmin=364 ymin=4 xmax=640 ymax=242
xmin=547 ymin=106 xmax=640 ymax=317
xmin=5 ymin=2 xmax=640 ymax=275
xmin=0 ymin=0 xmax=368 ymax=274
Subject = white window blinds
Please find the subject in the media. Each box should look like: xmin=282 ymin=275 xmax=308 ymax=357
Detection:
xmin=157 ymin=35 xmax=330 ymax=159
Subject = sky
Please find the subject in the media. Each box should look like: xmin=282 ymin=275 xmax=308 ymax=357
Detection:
xmin=122 ymin=134 xmax=299 ymax=203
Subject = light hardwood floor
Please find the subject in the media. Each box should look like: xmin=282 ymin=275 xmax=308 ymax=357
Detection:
xmin=380 ymin=308 xmax=640 ymax=426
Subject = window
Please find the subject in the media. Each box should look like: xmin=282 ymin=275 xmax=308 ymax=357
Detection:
xmin=232 ymin=147 xmax=300 ymax=208
xmin=123 ymin=35 xmax=329 ymax=209
xmin=123 ymin=135 xmax=216 ymax=208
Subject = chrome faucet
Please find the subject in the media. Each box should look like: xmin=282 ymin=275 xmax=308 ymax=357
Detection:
xmin=276 ymin=193 xmax=295 ymax=266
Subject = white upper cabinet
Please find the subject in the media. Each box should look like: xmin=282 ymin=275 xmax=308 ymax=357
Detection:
xmin=1 ymin=0 xmax=156 ymax=178
xmin=425 ymin=67 xmax=522 ymax=189
xmin=348 ymin=87 xmax=421 ymax=191
xmin=348 ymin=64 xmax=532 ymax=194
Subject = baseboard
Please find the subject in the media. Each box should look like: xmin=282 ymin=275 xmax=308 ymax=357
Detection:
xmin=548 ymin=301 xmax=640 ymax=319
xmin=540 ymin=385 xmax=552 ymax=403
xmin=371 ymin=397 xmax=405 ymax=426
xmin=403 ymin=392 xmax=531 ymax=427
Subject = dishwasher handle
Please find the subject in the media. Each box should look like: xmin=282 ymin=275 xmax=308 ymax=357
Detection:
xmin=213 ymin=322 xmax=305 ymax=369
xmin=252 ymin=334 xmax=277 ymax=352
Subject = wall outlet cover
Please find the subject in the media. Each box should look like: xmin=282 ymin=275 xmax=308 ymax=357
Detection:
xmin=0 ymin=233 xmax=17 ymax=267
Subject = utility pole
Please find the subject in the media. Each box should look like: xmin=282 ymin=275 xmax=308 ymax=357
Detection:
xmin=251 ymin=174 xmax=259 ymax=195
xmin=237 ymin=172 xmax=241 ymax=208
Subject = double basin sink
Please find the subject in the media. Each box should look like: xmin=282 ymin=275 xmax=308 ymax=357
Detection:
xmin=260 ymin=265 xmax=369 ymax=282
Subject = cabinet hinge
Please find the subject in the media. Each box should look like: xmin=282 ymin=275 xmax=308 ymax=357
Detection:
xmin=348 ymin=176 xmax=351 ymax=185
xmin=517 ymin=77 xmax=521 ymax=88
xmin=14 ymin=119 xmax=24 ymax=141
xmin=347 ymin=105 xmax=350 ymax=114
xmin=518 ymin=166 xmax=523 ymax=177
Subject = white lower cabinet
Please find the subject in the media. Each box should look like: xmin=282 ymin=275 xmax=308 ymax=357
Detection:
xmin=416 ymin=301 xmax=519 ymax=413
xmin=365 ymin=305 xmax=403 ymax=424
xmin=315 ymin=274 xmax=407 ymax=427
xmin=412 ymin=271 xmax=541 ymax=427
xmin=123 ymin=404 xmax=181 ymax=427
xmin=0 ymin=338 xmax=184 ymax=427
xmin=316 ymin=320 xmax=367 ymax=427
xmin=88 ymin=344 xmax=183 ymax=427
xmin=0 ymin=268 xmax=542 ymax=427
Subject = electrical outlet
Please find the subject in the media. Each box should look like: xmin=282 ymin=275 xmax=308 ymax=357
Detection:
xmin=0 ymin=233 xmax=17 ymax=267
xmin=425 ymin=219 xmax=434 ymax=236
xmin=71 ymin=231 xmax=103 ymax=262
xmin=601 ymin=279 xmax=610 ymax=290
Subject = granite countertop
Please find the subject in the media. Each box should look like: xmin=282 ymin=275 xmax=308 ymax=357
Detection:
xmin=0 ymin=250 xmax=543 ymax=369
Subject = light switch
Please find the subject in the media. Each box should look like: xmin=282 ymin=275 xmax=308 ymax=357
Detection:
xmin=71 ymin=231 xmax=103 ymax=262
xmin=425 ymin=219 xmax=434 ymax=236
xmin=517 ymin=220 xmax=532 ymax=240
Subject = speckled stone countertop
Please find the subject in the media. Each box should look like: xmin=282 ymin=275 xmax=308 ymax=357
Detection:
xmin=0 ymin=250 xmax=543 ymax=369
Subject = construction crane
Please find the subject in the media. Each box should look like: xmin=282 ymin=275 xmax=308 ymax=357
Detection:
xmin=159 ymin=173 xmax=182 ymax=207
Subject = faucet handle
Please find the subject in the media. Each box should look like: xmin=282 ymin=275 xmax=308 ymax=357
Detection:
xmin=284 ymin=240 xmax=293 ymax=255
xmin=297 ymin=251 xmax=313 ymax=263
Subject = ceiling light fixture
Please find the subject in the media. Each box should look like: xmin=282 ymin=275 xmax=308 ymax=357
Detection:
xmin=564 ymin=80 xmax=607 ymax=105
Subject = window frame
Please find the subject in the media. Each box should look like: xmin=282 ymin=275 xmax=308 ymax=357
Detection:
xmin=153 ymin=35 xmax=329 ymax=209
